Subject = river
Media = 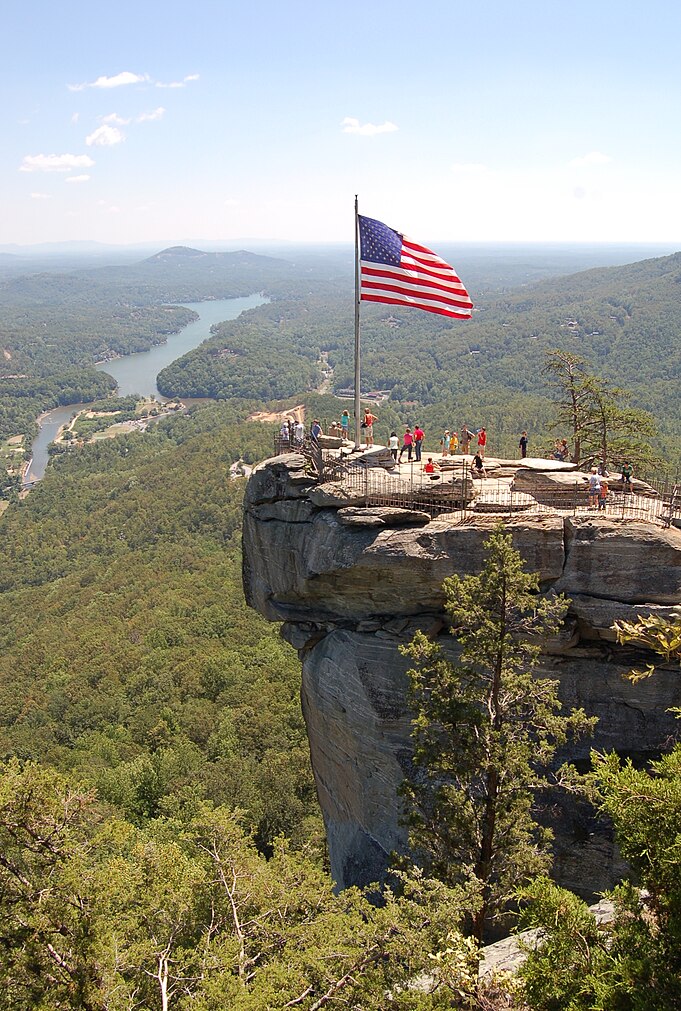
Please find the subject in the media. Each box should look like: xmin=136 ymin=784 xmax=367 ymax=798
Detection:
xmin=24 ymin=294 xmax=265 ymax=485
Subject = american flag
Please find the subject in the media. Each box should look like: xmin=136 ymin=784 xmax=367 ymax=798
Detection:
xmin=358 ymin=215 xmax=473 ymax=319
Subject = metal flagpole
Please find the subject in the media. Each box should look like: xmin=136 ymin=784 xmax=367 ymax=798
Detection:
xmin=353 ymin=195 xmax=362 ymax=449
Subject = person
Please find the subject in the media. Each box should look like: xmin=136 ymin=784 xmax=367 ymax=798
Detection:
xmin=389 ymin=431 xmax=399 ymax=461
xmin=310 ymin=418 xmax=322 ymax=442
xmin=340 ymin=410 xmax=350 ymax=438
xmin=519 ymin=431 xmax=528 ymax=459
xmin=621 ymin=461 xmax=634 ymax=492
xmin=424 ymin=457 xmax=441 ymax=479
xmin=449 ymin=431 xmax=459 ymax=455
xmin=588 ymin=467 xmax=601 ymax=509
xmin=598 ymin=478 xmax=609 ymax=511
xmin=363 ymin=410 xmax=377 ymax=447
xmin=413 ymin=424 xmax=425 ymax=461
xmin=597 ymin=460 xmax=610 ymax=477
xmin=553 ymin=439 xmax=569 ymax=462
xmin=477 ymin=427 xmax=487 ymax=458
xmin=460 ymin=424 xmax=473 ymax=454
xmin=440 ymin=430 xmax=451 ymax=457
xmin=471 ymin=452 xmax=486 ymax=478
xmin=294 ymin=420 xmax=305 ymax=446
xmin=399 ymin=427 xmax=414 ymax=462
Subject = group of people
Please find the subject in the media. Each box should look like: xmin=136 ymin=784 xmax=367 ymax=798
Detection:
xmin=384 ymin=422 xmax=489 ymax=464
xmin=587 ymin=461 xmax=635 ymax=510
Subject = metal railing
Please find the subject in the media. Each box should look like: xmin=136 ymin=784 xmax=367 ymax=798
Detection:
xmin=270 ymin=435 xmax=681 ymax=528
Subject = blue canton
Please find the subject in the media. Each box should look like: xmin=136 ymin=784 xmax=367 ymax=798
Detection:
xmin=358 ymin=215 xmax=402 ymax=265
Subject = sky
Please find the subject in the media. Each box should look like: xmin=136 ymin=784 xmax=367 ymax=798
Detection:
xmin=4 ymin=0 xmax=681 ymax=248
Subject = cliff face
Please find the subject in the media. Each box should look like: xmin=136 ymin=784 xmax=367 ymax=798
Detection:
xmin=243 ymin=455 xmax=681 ymax=893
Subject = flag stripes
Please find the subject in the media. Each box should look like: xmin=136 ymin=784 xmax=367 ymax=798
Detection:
xmin=358 ymin=215 xmax=473 ymax=320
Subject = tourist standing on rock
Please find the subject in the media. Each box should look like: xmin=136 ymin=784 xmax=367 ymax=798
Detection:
xmin=399 ymin=427 xmax=414 ymax=462
xmin=311 ymin=419 xmax=322 ymax=443
xmin=460 ymin=424 xmax=473 ymax=454
xmin=294 ymin=420 xmax=305 ymax=446
xmin=598 ymin=478 xmax=609 ymax=511
xmin=389 ymin=431 xmax=399 ymax=461
xmin=621 ymin=461 xmax=634 ymax=492
xmin=449 ymin=431 xmax=459 ymax=455
xmin=477 ymin=427 xmax=487 ymax=458
xmin=588 ymin=467 xmax=601 ymax=508
xmin=440 ymin=430 xmax=451 ymax=457
xmin=413 ymin=424 xmax=425 ymax=461
xmin=519 ymin=431 xmax=528 ymax=459
xmin=363 ymin=410 xmax=377 ymax=447
xmin=340 ymin=410 xmax=350 ymax=438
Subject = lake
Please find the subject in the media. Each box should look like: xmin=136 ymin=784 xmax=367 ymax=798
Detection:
xmin=95 ymin=294 xmax=267 ymax=399
xmin=24 ymin=294 xmax=266 ymax=484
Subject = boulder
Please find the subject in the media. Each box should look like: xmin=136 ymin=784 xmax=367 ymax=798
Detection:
xmin=337 ymin=506 xmax=431 ymax=528
xmin=512 ymin=468 xmax=588 ymax=506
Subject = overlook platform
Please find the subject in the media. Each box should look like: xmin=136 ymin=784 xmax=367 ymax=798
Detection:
xmin=273 ymin=435 xmax=680 ymax=529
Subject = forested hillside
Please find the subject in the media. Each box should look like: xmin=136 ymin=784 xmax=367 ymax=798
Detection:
xmin=0 ymin=403 xmax=317 ymax=849
xmin=0 ymin=247 xmax=297 ymax=442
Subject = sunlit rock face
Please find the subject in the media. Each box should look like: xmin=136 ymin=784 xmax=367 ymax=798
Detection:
xmin=243 ymin=455 xmax=681 ymax=892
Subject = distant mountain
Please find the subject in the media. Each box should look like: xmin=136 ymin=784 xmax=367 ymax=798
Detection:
xmin=142 ymin=246 xmax=290 ymax=268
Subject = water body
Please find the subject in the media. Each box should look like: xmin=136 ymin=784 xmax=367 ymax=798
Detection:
xmin=95 ymin=294 xmax=266 ymax=399
xmin=25 ymin=295 xmax=265 ymax=484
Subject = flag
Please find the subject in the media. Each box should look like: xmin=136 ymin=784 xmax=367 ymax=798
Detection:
xmin=358 ymin=214 xmax=473 ymax=319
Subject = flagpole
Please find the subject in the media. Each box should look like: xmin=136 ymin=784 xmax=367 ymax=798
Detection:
xmin=354 ymin=195 xmax=361 ymax=449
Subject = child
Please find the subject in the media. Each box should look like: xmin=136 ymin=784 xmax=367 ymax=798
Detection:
xmin=389 ymin=431 xmax=399 ymax=461
xmin=449 ymin=431 xmax=459 ymax=454
xmin=598 ymin=479 xmax=608 ymax=511
xmin=440 ymin=430 xmax=451 ymax=457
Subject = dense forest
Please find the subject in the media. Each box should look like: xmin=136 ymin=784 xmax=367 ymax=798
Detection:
xmin=1 ymin=373 xmax=680 ymax=1003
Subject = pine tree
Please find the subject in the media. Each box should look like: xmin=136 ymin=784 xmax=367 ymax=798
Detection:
xmin=401 ymin=524 xmax=596 ymax=941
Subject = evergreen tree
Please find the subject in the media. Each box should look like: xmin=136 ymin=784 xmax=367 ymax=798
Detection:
xmin=544 ymin=349 xmax=657 ymax=469
xmin=401 ymin=524 xmax=595 ymax=941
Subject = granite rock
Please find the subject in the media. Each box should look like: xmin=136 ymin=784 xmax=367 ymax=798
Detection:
xmin=243 ymin=456 xmax=681 ymax=892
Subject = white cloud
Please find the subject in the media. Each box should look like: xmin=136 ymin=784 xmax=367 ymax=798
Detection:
xmin=156 ymin=73 xmax=200 ymax=89
xmin=86 ymin=125 xmax=125 ymax=147
xmin=341 ymin=117 xmax=398 ymax=136
xmin=71 ymin=112 xmax=80 ymax=125
xmin=20 ymin=153 xmax=95 ymax=173
xmin=137 ymin=106 xmax=165 ymax=122
xmin=69 ymin=71 xmax=148 ymax=92
xmin=30 ymin=192 xmax=50 ymax=200
xmin=569 ymin=151 xmax=611 ymax=168
xmin=101 ymin=112 xmax=130 ymax=125
xmin=65 ymin=174 xmax=90 ymax=183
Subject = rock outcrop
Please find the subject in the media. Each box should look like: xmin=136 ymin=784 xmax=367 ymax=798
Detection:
xmin=243 ymin=455 xmax=681 ymax=893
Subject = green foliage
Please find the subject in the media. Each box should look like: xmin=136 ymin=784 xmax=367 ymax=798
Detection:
xmin=544 ymin=349 xmax=657 ymax=468
xmin=0 ymin=405 xmax=314 ymax=850
xmin=518 ymin=746 xmax=681 ymax=1010
xmin=614 ymin=609 xmax=681 ymax=684
xmin=0 ymin=760 xmax=484 ymax=1010
xmin=401 ymin=524 xmax=596 ymax=940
